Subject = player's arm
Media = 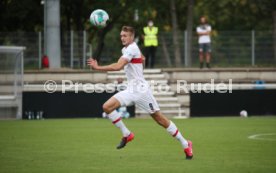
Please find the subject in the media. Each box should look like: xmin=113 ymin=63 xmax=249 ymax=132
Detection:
xmin=87 ymin=57 xmax=128 ymax=71
xmin=197 ymin=32 xmax=207 ymax=36
xmin=197 ymin=26 xmax=211 ymax=36
xmin=141 ymin=54 xmax=146 ymax=67
xmin=197 ymin=31 xmax=211 ymax=36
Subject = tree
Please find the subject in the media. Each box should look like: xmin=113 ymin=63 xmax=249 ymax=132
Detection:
xmin=1 ymin=0 xmax=276 ymax=67
xmin=170 ymin=0 xmax=181 ymax=67
xmin=0 ymin=0 xmax=43 ymax=32
xmin=91 ymin=0 xmax=135 ymax=60
xmin=273 ymin=11 xmax=276 ymax=63
xmin=186 ymin=0 xmax=194 ymax=67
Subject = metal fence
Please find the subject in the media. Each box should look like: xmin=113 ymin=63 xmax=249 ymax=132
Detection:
xmin=61 ymin=31 xmax=92 ymax=69
xmin=0 ymin=30 xmax=275 ymax=69
xmin=155 ymin=31 xmax=276 ymax=67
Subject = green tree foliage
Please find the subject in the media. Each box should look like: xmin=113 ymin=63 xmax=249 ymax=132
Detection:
xmin=1 ymin=0 xmax=274 ymax=31
xmin=193 ymin=0 xmax=276 ymax=30
xmin=0 ymin=0 xmax=43 ymax=32
xmin=0 ymin=0 xmax=275 ymax=61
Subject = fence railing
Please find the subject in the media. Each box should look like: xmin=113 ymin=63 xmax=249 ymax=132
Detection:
xmin=0 ymin=30 xmax=275 ymax=69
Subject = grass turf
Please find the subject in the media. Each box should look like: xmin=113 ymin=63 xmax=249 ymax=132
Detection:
xmin=0 ymin=117 xmax=276 ymax=173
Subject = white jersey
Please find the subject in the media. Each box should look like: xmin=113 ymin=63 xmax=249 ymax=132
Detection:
xmin=114 ymin=42 xmax=160 ymax=114
xmin=121 ymin=42 xmax=146 ymax=85
xmin=196 ymin=24 xmax=211 ymax=43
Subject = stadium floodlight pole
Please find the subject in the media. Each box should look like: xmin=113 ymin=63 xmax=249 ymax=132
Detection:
xmin=41 ymin=0 xmax=47 ymax=58
xmin=45 ymin=0 xmax=61 ymax=68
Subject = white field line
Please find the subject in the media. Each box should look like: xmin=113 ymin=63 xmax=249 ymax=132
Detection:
xmin=248 ymin=133 xmax=276 ymax=141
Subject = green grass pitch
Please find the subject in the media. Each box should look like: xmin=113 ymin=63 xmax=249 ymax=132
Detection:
xmin=0 ymin=117 xmax=276 ymax=173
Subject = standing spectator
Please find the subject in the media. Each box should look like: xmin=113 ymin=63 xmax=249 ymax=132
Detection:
xmin=143 ymin=20 xmax=158 ymax=68
xmin=196 ymin=16 xmax=212 ymax=69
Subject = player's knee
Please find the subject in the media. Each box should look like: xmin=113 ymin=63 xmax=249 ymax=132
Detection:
xmin=102 ymin=104 xmax=112 ymax=114
xmin=152 ymin=112 xmax=169 ymax=128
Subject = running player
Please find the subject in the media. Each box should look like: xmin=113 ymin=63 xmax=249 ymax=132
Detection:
xmin=87 ymin=26 xmax=193 ymax=159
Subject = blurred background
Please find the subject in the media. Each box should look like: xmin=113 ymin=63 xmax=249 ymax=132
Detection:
xmin=0 ymin=0 xmax=276 ymax=69
xmin=0 ymin=0 xmax=276 ymax=119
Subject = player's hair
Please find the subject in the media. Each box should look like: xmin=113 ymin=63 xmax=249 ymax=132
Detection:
xmin=121 ymin=26 xmax=135 ymax=35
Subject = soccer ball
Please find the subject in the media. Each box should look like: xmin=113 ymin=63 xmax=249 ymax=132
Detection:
xmin=89 ymin=9 xmax=109 ymax=28
xmin=240 ymin=110 xmax=248 ymax=117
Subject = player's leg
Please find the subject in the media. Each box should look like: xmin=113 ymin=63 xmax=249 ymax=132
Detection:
xmin=103 ymin=96 xmax=121 ymax=114
xmin=136 ymin=88 xmax=193 ymax=159
xmin=199 ymin=44 xmax=204 ymax=68
xmin=106 ymin=91 xmax=136 ymax=149
xmin=151 ymin=111 xmax=193 ymax=159
xmin=150 ymin=111 xmax=188 ymax=147
xmin=103 ymin=96 xmax=133 ymax=148
xmin=205 ymin=43 xmax=211 ymax=68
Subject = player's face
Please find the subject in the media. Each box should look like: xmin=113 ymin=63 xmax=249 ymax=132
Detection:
xmin=200 ymin=17 xmax=206 ymax=24
xmin=120 ymin=31 xmax=134 ymax=46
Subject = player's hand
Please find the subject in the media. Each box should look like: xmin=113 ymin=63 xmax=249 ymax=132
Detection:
xmin=87 ymin=58 xmax=98 ymax=70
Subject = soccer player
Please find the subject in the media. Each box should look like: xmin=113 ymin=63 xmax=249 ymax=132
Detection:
xmin=87 ymin=26 xmax=193 ymax=159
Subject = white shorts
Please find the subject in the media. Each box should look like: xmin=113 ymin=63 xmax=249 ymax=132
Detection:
xmin=113 ymin=87 xmax=160 ymax=114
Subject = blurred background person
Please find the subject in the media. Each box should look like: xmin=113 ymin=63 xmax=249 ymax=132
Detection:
xmin=143 ymin=20 xmax=158 ymax=68
xmin=196 ymin=16 xmax=212 ymax=69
